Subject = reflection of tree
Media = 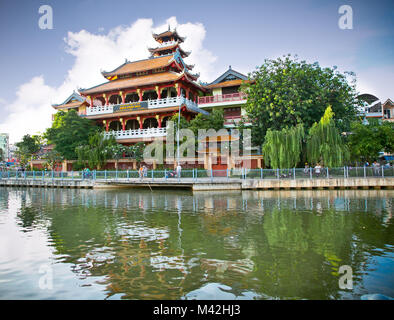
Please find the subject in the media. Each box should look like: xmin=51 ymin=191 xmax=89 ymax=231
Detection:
xmin=7 ymin=187 xmax=394 ymax=300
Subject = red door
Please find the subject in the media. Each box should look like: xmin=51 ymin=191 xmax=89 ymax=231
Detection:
xmin=212 ymin=156 xmax=227 ymax=177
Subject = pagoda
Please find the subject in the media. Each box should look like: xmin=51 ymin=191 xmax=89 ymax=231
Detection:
xmin=74 ymin=27 xmax=207 ymax=144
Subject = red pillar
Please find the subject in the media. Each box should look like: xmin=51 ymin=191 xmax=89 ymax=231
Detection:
xmin=138 ymin=117 xmax=143 ymax=129
xmin=138 ymin=89 xmax=143 ymax=102
xmin=121 ymin=119 xmax=125 ymax=131
xmin=89 ymin=96 xmax=94 ymax=107
xmin=158 ymin=117 xmax=162 ymax=128
xmin=176 ymin=84 xmax=181 ymax=97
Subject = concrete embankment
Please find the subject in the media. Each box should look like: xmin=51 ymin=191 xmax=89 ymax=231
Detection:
xmin=0 ymin=177 xmax=393 ymax=191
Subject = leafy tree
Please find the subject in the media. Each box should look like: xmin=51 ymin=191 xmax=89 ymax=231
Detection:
xmin=188 ymin=109 xmax=225 ymax=135
xmin=242 ymin=54 xmax=360 ymax=145
xmin=15 ymin=134 xmax=41 ymax=167
xmin=262 ymin=124 xmax=305 ymax=169
xmin=348 ymin=119 xmax=394 ymax=163
xmin=126 ymin=142 xmax=145 ymax=164
xmin=45 ymin=110 xmax=98 ymax=160
xmin=76 ymin=132 xmax=117 ymax=169
xmin=42 ymin=150 xmax=64 ymax=170
xmin=306 ymin=106 xmax=349 ymax=167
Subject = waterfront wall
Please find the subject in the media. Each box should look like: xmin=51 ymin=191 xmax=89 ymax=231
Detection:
xmin=0 ymin=177 xmax=392 ymax=190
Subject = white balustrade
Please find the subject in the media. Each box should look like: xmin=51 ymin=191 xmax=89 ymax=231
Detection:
xmin=86 ymin=97 xmax=208 ymax=116
xmin=86 ymin=105 xmax=113 ymax=115
xmin=104 ymin=127 xmax=167 ymax=140
xmin=157 ymin=40 xmax=177 ymax=48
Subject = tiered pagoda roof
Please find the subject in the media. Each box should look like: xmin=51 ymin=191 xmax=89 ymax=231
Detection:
xmin=52 ymin=92 xmax=88 ymax=110
xmin=78 ymin=28 xmax=203 ymax=97
xmin=149 ymin=27 xmax=190 ymax=58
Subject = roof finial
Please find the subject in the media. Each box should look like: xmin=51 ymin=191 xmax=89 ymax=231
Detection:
xmin=229 ymin=65 xmax=232 ymax=70
xmin=168 ymin=24 xmax=170 ymax=31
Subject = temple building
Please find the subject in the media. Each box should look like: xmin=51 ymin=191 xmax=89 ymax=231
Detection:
xmin=75 ymin=28 xmax=208 ymax=144
xmin=49 ymin=27 xmax=263 ymax=171
xmin=197 ymin=66 xmax=252 ymax=128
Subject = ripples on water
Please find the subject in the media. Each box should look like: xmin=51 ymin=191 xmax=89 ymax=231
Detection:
xmin=0 ymin=187 xmax=393 ymax=300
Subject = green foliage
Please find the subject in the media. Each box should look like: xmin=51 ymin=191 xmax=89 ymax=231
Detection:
xmin=188 ymin=109 xmax=225 ymax=135
xmin=262 ymin=124 xmax=305 ymax=169
xmin=348 ymin=119 xmax=394 ymax=163
xmin=242 ymin=54 xmax=360 ymax=145
xmin=42 ymin=150 xmax=64 ymax=170
xmin=76 ymin=132 xmax=117 ymax=169
xmin=126 ymin=142 xmax=145 ymax=163
xmin=15 ymin=134 xmax=41 ymax=167
xmin=44 ymin=110 xmax=98 ymax=159
xmin=306 ymin=106 xmax=349 ymax=167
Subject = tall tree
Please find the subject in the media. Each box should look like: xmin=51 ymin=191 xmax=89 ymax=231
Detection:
xmin=76 ymin=132 xmax=117 ymax=169
xmin=45 ymin=110 xmax=98 ymax=160
xmin=348 ymin=119 xmax=394 ymax=163
xmin=306 ymin=106 xmax=349 ymax=167
xmin=15 ymin=134 xmax=41 ymax=167
xmin=262 ymin=124 xmax=305 ymax=169
xmin=242 ymin=54 xmax=360 ymax=145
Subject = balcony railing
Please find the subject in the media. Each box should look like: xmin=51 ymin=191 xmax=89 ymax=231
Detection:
xmin=104 ymin=127 xmax=167 ymax=140
xmin=85 ymin=97 xmax=207 ymax=116
xmin=198 ymin=93 xmax=248 ymax=105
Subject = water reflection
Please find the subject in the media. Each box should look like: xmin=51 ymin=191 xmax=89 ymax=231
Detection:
xmin=0 ymin=187 xmax=393 ymax=300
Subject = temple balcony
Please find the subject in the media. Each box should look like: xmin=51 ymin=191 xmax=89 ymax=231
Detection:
xmin=156 ymin=40 xmax=177 ymax=48
xmin=104 ymin=127 xmax=167 ymax=141
xmin=85 ymin=96 xmax=206 ymax=116
xmin=197 ymin=93 xmax=248 ymax=108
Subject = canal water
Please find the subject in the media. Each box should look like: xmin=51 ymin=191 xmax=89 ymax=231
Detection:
xmin=0 ymin=187 xmax=393 ymax=300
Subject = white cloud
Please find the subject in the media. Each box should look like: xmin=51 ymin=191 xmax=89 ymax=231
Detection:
xmin=0 ymin=17 xmax=217 ymax=143
xmin=355 ymin=65 xmax=394 ymax=102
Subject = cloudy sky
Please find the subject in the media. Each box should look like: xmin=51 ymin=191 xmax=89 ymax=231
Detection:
xmin=0 ymin=0 xmax=393 ymax=143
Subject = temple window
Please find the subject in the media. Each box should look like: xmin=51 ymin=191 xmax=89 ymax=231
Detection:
xmin=125 ymin=119 xmax=139 ymax=130
xmin=161 ymin=116 xmax=171 ymax=128
xmin=109 ymin=94 xmax=121 ymax=105
xmin=136 ymin=71 xmax=148 ymax=76
xmin=142 ymin=90 xmax=158 ymax=101
xmin=143 ymin=117 xmax=158 ymax=129
xmin=125 ymin=93 xmax=139 ymax=103
xmin=109 ymin=120 xmax=122 ymax=131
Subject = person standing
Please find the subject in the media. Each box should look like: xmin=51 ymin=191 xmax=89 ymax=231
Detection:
xmin=314 ymin=163 xmax=322 ymax=177
xmin=176 ymin=163 xmax=182 ymax=179
xmin=143 ymin=165 xmax=148 ymax=178
xmin=139 ymin=166 xmax=144 ymax=180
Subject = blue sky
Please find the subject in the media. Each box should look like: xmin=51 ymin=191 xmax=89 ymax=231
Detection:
xmin=0 ymin=0 xmax=393 ymax=142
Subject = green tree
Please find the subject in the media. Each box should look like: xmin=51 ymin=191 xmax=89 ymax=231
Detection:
xmin=42 ymin=150 xmax=64 ymax=170
xmin=242 ymin=54 xmax=360 ymax=145
xmin=45 ymin=110 xmax=98 ymax=160
xmin=262 ymin=124 xmax=305 ymax=169
xmin=15 ymin=134 xmax=41 ymax=167
xmin=126 ymin=142 xmax=145 ymax=164
xmin=76 ymin=132 xmax=117 ymax=169
xmin=348 ymin=119 xmax=394 ymax=163
xmin=188 ymin=109 xmax=225 ymax=135
xmin=306 ymin=106 xmax=349 ymax=167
